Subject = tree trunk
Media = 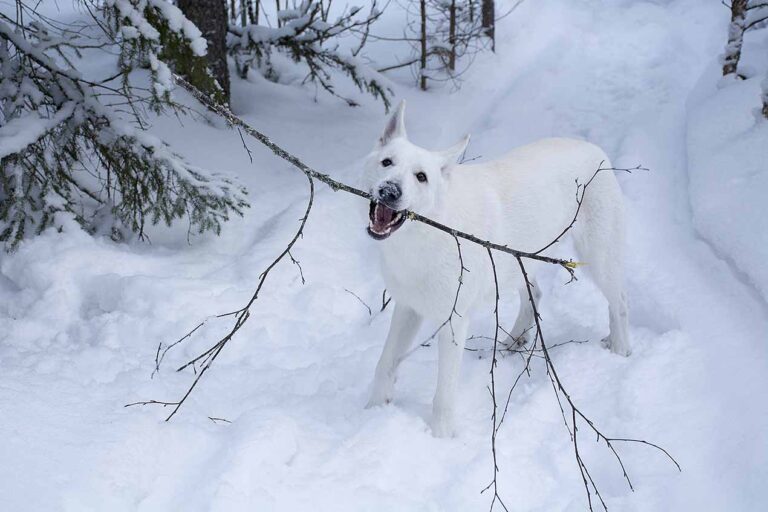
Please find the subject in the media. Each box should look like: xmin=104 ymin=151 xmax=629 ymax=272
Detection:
xmin=177 ymin=0 xmax=231 ymax=104
xmin=762 ymin=77 xmax=768 ymax=119
xmin=722 ymin=0 xmax=748 ymax=77
xmin=320 ymin=0 xmax=332 ymax=21
xmin=420 ymin=0 xmax=427 ymax=90
xmin=481 ymin=0 xmax=494 ymax=52
xmin=240 ymin=0 xmax=248 ymax=26
xmin=448 ymin=0 xmax=456 ymax=72
xmin=276 ymin=0 xmax=282 ymax=27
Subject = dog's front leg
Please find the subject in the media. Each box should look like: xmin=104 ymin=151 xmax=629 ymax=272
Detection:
xmin=432 ymin=317 xmax=468 ymax=438
xmin=367 ymin=303 xmax=423 ymax=408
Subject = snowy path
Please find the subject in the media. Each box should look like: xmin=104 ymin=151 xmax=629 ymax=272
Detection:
xmin=1 ymin=1 xmax=766 ymax=511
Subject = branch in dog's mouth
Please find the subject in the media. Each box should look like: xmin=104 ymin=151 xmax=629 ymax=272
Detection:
xmin=368 ymin=200 xmax=405 ymax=240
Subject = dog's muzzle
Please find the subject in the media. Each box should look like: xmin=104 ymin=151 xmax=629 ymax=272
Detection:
xmin=367 ymin=200 xmax=405 ymax=240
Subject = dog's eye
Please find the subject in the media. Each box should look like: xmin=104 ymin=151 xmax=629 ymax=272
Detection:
xmin=381 ymin=158 xmax=393 ymax=167
xmin=415 ymin=172 xmax=428 ymax=183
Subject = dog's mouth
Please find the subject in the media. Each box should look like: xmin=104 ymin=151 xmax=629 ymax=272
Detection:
xmin=367 ymin=200 xmax=405 ymax=240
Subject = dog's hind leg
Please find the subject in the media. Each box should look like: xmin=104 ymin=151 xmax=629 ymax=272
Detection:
xmin=432 ymin=316 xmax=469 ymax=437
xmin=573 ymin=170 xmax=631 ymax=356
xmin=367 ymin=303 xmax=423 ymax=408
xmin=507 ymin=279 xmax=541 ymax=347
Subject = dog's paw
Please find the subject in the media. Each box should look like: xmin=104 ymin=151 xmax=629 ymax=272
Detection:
xmin=367 ymin=374 xmax=396 ymax=408
xmin=365 ymin=388 xmax=393 ymax=409
xmin=430 ymin=417 xmax=456 ymax=438
xmin=601 ymin=336 xmax=632 ymax=357
xmin=365 ymin=397 xmax=391 ymax=409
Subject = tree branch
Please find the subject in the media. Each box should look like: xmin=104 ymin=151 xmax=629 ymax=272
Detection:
xmin=173 ymin=73 xmax=582 ymax=274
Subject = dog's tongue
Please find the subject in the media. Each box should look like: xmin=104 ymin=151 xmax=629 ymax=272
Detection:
xmin=372 ymin=203 xmax=395 ymax=231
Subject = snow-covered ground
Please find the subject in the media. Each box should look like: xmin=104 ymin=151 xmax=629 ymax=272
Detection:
xmin=2 ymin=1 xmax=767 ymax=510
xmin=687 ymin=40 xmax=768 ymax=303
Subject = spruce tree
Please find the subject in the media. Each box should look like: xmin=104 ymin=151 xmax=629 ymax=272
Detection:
xmin=0 ymin=0 xmax=246 ymax=250
xmin=228 ymin=1 xmax=392 ymax=110
xmin=177 ymin=0 xmax=231 ymax=103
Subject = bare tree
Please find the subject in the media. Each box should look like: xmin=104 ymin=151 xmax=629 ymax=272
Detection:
xmin=723 ymin=0 xmax=748 ymax=77
xmin=448 ymin=1 xmax=459 ymax=71
xmin=719 ymin=1 xmax=768 ymax=115
xmin=722 ymin=1 xmax=768 ymax=77
xmin=228 ymin=1 xmax=391 ymax=109
xmin=229 ymin=0 xmax=237 ymax=24
xmin=430 ymin=0 xmax=488 ymax=82
xmin=746 ymin=1 xmax=768 ymax=30
xmin=376 ymin=1 xmax=492 ymax=89
xmin=482 ymin=0 xmax=494 ymax=52
xmin=240 ymin=0 xmax=251 ymax=25
xmin=178 ymin=0 xmax=231 ymax=103
xmin=762 ymin=76 xmax=768 ymax=118
xmin=420 ymin=0 xmax=428 ymax=90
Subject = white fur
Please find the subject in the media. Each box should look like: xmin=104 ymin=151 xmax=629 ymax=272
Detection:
xmin=363 ymin=101 xmax=630 ymax=437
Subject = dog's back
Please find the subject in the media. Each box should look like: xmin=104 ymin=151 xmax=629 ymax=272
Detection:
xmin=445 ymin=138 xmax=619 ymax=250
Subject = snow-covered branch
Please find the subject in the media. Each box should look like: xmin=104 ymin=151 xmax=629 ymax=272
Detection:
xmin=228 ymin=0 xmax=393 ymax=110
xmin=0 ymin=1 xmax=246 ymax=249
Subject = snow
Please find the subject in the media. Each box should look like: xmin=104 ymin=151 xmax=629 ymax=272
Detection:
xmin=0 ymin=102 xmax=75 ymax=159
xmin=2 ymin=1 xmax=768 ymax=511
xmin=148 ymin=0 xmax=208 ymax=56
xmin=106 ymin=0 xmax=161 ymax=43
xmin=148 ymin=52 xmax=173 ymax=98
xmin=687 ymin=40 xmax=768 ymax=302
xmin=105 ymin=0 xmax=208 ymax=56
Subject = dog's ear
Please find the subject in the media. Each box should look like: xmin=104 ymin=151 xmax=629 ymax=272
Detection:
xmin=438 ymin=134 xmax=471 ymax=170
xmin=379 ymin=100 xmax=407 ymax=146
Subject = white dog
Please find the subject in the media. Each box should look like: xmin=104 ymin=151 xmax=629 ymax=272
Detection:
xmin=362 ymin=101 xmax=629 ymax=437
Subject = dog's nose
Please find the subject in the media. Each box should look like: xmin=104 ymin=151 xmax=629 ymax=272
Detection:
xmin=378 ymin=181 xmax=401 ymax=204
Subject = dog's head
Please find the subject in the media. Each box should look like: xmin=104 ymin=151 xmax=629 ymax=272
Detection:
xmin=362 ymin=101 xmax=469 ymax=240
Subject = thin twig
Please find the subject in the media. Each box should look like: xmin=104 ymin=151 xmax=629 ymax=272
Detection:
xmin=533 ymin=163 xmax=645 ymax=256
xmin=381 ymin=289 xmax=392 ymax=312
xmin=130 ymin=170 xmax=315 ymax=421
xmin=513 ymin=256 xmax=680 ymax=510
xmin=480 ymin=247 xmax=509 ymax=512
xmin=344 ymin=288 xmax=372 ymax=316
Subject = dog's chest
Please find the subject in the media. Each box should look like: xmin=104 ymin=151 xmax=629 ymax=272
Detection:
xmin=377 ymin=227 xmax=492 ymax=319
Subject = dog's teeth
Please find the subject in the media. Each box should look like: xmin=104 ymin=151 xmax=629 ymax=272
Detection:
xmin=368 ymin=207 xmax=401 ymax=238
xmin=387 ymin=213 xmax=402 ymax=227
xmin=368 ymin=221 xmax=390 ymax=235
